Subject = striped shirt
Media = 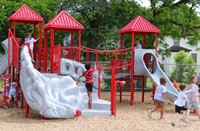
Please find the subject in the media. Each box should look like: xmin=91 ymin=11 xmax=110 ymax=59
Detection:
xmin=82 ymin=67 xmax=94 ymax=84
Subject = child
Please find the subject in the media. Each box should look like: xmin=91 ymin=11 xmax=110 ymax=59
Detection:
xmin=7 ymin=82 xmax=17 ymax=107
xmin=172 ymin=78 xmax=179 ymax=89
xmin=186 ymin=76 xmax=200 ymax=120
xmin=171 ymin=84 xmax=193 ymax=126
xmin=24 ymin=33 xmax=39 ymax=62
xmin=77 ymin=64 xmax=95 ymax=109
xmin=148 ymin=77 xmax=166 ymax=119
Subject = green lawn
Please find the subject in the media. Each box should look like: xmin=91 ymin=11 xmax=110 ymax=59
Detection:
xmin=0 ymin=79 xmax=3 ymax=91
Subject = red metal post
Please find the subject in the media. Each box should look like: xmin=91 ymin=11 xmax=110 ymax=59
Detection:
xmin=57 ymin=44 xmax=61 ymax=75
xmin=25 ymin=103 xmax=29 ymax=118
xmin=130 ymin=32 xmax=135 ymax=105
xmin=120 ymin=82 xmax=122 ymax=103
xmin=78 ymin=30 xmax=81 ymax=62
xmin=110 ymin=68 xmax=116 ymax=116
xmin=8 ymin=29 xmax=11 ymax=75
xmin=44 ymin=30 xmax=48 ymax=72
xmin=142 ymin=76 xmax=145 ymax=102
xmin=33 ymin=24 xmax=37 ymax=62
xmin=97 ymin=63 xmax=101 ymax=99
xmin=38 ymin=22 xmax=43 ymax=70
xmin=50 ymin=28 xmax=54 ymax=73
xmin=21 ymin=92 xmax=24 ymax=109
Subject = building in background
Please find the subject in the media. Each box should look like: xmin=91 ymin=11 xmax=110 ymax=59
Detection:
xmin=158 ymin=37 xmax=200 ymax=77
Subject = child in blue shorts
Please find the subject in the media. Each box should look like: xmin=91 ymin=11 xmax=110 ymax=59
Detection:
xmin=148 ymin=77 xmax=166 ymax=119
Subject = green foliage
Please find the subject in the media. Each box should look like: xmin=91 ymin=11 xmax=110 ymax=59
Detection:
xmin=171 ymin=51 xmax=197 ymax=83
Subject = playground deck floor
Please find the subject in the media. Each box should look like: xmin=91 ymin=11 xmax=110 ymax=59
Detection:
xmin=0 ymin=92 xmax=199 ymax=131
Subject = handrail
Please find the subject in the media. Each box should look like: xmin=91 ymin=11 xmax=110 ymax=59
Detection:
xmin=81 ymin=46 xmax=132 ymax=53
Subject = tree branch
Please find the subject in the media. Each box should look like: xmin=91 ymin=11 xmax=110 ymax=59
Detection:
xmin=171 ymin=0 xmax=190 ymax=7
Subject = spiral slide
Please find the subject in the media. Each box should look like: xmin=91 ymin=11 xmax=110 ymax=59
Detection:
xmin=134 ymin=49 xmax=178 ymax=102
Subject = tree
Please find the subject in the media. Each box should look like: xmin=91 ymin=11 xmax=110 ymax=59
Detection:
xmin=171 ymin=50 xmax=197 ymax=83
xmin=59 ymin=0 xmax=200 ymax=56
xmin=60 ymin=0 xmax=147 ymax=49
xmin=148 ymin=0 xmax=200 ymax=45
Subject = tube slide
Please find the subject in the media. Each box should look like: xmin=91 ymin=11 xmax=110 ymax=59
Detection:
xmin=134 ymin=49 xmax=178 ymax=102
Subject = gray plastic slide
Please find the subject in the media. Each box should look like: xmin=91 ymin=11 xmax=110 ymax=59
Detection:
xmin=20 ymin=46 xmax=111 ymax=118
xmin=134 ymin=49 xmax=178 ymax=102
xmin=0 ymin=39 xmax=12 ymax=76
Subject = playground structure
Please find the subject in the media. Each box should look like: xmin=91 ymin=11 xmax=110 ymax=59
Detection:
xmin=0 ymin=4 xmax=178 ymax=118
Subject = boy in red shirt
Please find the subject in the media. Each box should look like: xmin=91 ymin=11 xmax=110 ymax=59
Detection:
xmin=77 ymin=64 xmax=95 ymax=109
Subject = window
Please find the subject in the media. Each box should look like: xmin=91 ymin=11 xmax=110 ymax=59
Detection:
xmin=191 ymin=53 xmax=197 ymax=63
xmin=173 ymin=39 xmax=180 ymax=46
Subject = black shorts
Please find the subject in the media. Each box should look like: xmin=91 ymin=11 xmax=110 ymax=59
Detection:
xmin=85 ymin=83 xmax=93 ymax=92
xmin=175 ymin=105 xmax=188 ymax=113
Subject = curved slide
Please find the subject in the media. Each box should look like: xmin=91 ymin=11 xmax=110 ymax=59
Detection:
xmin=0 ymin=39 xmax=12 ymax=76
xmin=134 ymin=49 xmax=178 ymax=102
xmin=20 ymin=46 xmax=111 ymax=118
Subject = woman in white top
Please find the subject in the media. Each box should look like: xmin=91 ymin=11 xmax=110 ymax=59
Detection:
xmin=148 ymin=77 xmax=166 ymax=119
xmin=24 ymin=33 xmax=39 ymax=62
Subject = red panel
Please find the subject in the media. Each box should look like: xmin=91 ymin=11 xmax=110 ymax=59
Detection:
xmin=44 ymin=10 xmax=84 ymax=30
xmin=119 ymin=16 xmax=160 ymax=34
xmin=7 ymin=4 xmax=43 ymax=22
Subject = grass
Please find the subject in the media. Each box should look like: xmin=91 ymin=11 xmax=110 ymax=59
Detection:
xmin=0 ymin=79 xmax=3 ymax=91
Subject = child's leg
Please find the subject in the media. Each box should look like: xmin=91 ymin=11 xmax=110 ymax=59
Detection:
xmin=150 ymin=102 xmax=160 ymax=113
xmin=87 ymin=91 xmax=92 ymax=109
xmin=172 ymin=113 xmax=178 ymax=123
xmin=160 ymin=102 xmax=165 ymax=118
xmin=30 ymin=49 xmax=34 ymax=61
xmin=195 ymin=108 xmax=200 ymax=117
xmin=184 ymin=109 xmax=190 ymax=119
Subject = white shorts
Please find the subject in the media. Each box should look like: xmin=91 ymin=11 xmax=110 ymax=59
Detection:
xmin=8 ymin=89 xmax=16 ymax=98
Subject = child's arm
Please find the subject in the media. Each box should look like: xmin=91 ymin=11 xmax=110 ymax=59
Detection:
xmin=162 ymin=93 xmax=166 ymax=103
xmin=186 ymin=87 xmax=195 ymax=93
xmin=76 ymin=76 xmax=82 ymax=84
xmin=185 ymin=97 xmax=189 ymax=103
xmin=191 ymin=89 xmax=195 ymax=103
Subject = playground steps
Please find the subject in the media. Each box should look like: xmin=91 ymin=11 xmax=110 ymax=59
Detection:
xmin=81 ymin=99 xmax=111 ymax=111
xmin=77 ymin=82 xmax=111 ymax=115
xmin=81 ymin=109 xmax=111 ymax=116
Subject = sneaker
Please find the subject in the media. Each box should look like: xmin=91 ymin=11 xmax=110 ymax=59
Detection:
xmin=180 ymin=116 xmax=186 ymax=121
xmin=148 ymin=110 xmax=152 ymax=119
xmin=2 ymin=105 xmax=8 ymax=109
xmin=171 ymin=121 xmax=176 ymax=126
xmin=184 ymin=119 xmax=191 ymax=124
xmin=160 ymin=116 xmax=165 ymax=120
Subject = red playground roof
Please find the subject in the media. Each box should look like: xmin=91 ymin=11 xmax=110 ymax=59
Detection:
xmin=119 ymin=16 xmax=160 ymax=34
xmin=7 ymin=4 xmax=43 ymax=23
xmin=44 ymin=10 xmax=84 ymax=30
